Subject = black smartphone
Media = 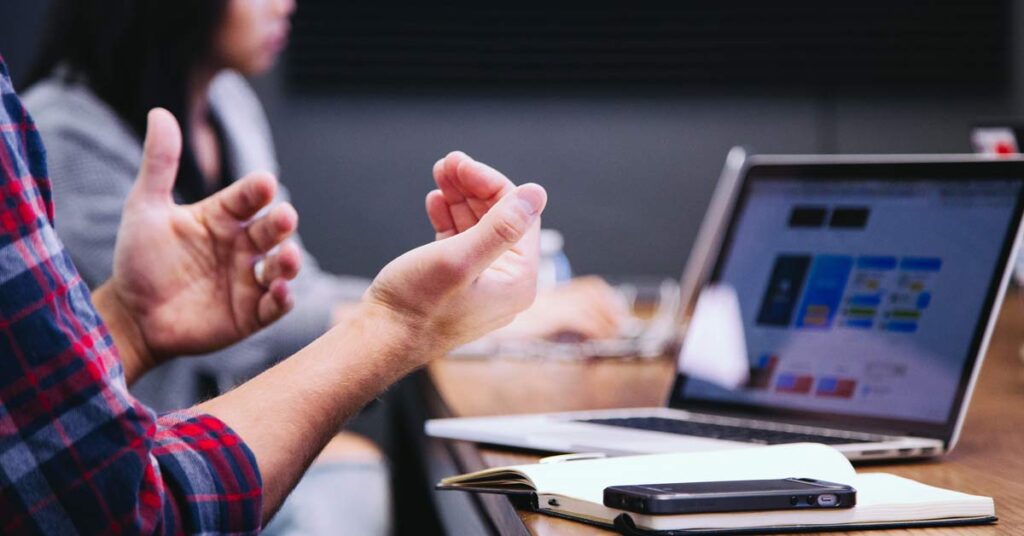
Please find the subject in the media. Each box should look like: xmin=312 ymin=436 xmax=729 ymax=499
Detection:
xmin=603 ymin=478 xmax=856 ymax=515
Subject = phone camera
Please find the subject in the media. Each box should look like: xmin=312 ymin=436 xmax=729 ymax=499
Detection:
xmin=816 ymin=494 xmax=839 ymax=507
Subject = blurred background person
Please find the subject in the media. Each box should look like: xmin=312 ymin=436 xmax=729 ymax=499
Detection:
xmin=22 ymin=0 xmax=623 ymax=533
xmin=24 ymin=0 xmax=624 ymax=407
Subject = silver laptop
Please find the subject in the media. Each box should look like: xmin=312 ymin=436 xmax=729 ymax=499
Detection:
xmin=427 ymin=153 xmax=1024 ymax=461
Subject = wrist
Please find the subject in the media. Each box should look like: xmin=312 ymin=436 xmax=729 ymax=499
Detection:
xmin=92 ymin=282 xmax=156 ymax=384
xmin=348 ymin=301 xmax=449 ymax=368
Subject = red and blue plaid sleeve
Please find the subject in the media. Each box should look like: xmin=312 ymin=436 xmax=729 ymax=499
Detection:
xmin=0 ymin=58 xmax=262 ymax=534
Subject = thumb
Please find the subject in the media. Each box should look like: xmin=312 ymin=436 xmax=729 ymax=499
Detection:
xmin=447 ymin=183 xmax=547 ymax=275
xmin=132 ymin=108 xmax=182 ymax=201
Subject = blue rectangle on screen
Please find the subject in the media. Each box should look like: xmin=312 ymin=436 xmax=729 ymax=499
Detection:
xmin=776 ymin=374 xmax=796 ymax=389
xmin=916 ymin=292 xmax=932 ymax=309
xmin=884 ymin=321 xmax=919 ymax=333
xmin=844 ymin=319 xmax=873 ymax=329
xmin=856 ymin=256 xmax=897 ymax=270
xmin=817 ymin=378 xmax=838 ymax=392
xmin=848 ymin=294 xmax=882 ymax=307
xmin=900 ymin=257 xmax=942 ymax=272
xmin=795 ymin=255 xmax=853 ymax=329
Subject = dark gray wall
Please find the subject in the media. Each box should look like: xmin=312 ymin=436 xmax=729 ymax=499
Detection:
xmin=4 ymin=1 xmax=1023 ymax=278
xmin=256 ymin=83 xmax=824 ymax=277
xmin=253 ymin=76 xmax=1013 ymax=279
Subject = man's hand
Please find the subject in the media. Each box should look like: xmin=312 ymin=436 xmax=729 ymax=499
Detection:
xmin=498 ymin=276 xmax=628 ymax=341
xmin=199 ymin=151 xmax=544 ymax=518
xmin=94 ymin=109 xmax=301 ymax=382
xmin=364 ymin=151 xmax=547 ymax=358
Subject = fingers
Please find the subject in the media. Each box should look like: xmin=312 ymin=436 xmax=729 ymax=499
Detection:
xmin=211 ymin=171 xmax=278 ymax=222
xmin=434 ymin=151 xmax=473 ymax=202
xmin=433 ymin=151 xmax=519 ymax=233
xmin=435 ymin=156 xmax=478 ymax=233
xmin=516 ymin=277 xmax=625 ymax=341
xmin=455 ymin=158 xmax=515 ymax=205
xmin=252 ymin=243 xmax=301 ymax=327
xmin=425 ymin=190 xmax=456 ymax=240
xmin=544 ymin=286 xmax=621 ymax=340
xmin=574 ymin=307 xmax=621 ymax=339
xmin=433 ymin=153 xmax=466 ymax=204
xmin=246 ymin=202 xmax=299 ymax=253
xmin=197 ymin=172 xmax=287 ymax=241
xmin=256 ymin=278 xmax=294 ymax=326
xmin=456 ymin=160 xmax=515 ymax=221
xmin=550 ymin=312 xmax=617 ymax=340
xmin=447 ymin=183 xmax=547 ymax=276
xmin=132 ymin=108 xmax=182 ymax=201
xmin=257 ymin=241 xmax=302 ymax=283
xmin=572 ymin=276 xmax=628 ymax=329
xmin=436 ymin=151 xmax=514 ymax=202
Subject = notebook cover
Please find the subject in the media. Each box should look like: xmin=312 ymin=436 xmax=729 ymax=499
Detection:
xmin=524 ymin=507 xmax=997 ymax=535
xmin=609 ymin=512 xmax=999 ymax=535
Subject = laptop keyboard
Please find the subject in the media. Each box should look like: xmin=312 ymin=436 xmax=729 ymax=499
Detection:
xmin=577 ymin=417 xmax=877 ymax=445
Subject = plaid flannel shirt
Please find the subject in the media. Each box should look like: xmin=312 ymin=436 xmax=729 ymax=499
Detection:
xmin=0 ymin=58 xmax=262 ymax=534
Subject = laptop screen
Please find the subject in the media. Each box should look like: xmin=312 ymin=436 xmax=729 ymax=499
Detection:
xmin=676 ymin=165 xmax=1024 ymax=436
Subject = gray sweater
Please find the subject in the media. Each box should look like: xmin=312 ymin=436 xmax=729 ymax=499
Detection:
xmin=24 ymin=71 xmax=370 ymax=411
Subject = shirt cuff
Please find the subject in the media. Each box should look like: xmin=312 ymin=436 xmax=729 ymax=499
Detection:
xmin=153 ymin=411 xmax=263 ymax=534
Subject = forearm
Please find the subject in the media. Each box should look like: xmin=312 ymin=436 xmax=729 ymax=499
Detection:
xmin=196 ymin=302 xmax=436 ymax=522
xmin=92 ymin=283 xmax=154 ymax=385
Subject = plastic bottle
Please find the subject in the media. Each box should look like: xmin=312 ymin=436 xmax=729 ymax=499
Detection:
xmin=538 ymin=229 xmax=572 ymax=290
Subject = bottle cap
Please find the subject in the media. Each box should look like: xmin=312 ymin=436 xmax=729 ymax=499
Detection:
xmin=540 ymin=229 xmax=565 ymax=255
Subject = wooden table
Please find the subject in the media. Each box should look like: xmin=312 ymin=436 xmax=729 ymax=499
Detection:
xmin=422 ymin=296 xmax=1024 ymax=535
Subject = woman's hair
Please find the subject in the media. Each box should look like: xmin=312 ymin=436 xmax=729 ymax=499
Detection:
xmin=25 ymin=0 xmax=230 ymax=202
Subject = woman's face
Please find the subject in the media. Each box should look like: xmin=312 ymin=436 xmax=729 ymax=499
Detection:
xmin=215 ymin=0 xmax=296 ymax=75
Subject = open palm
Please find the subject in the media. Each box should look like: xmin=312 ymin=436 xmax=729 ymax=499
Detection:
xmin=110 ymin=109 xmax=301 ymax=361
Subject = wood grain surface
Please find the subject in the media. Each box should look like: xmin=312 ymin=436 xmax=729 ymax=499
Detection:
xmin=428 ymin=296 xmax=1024 ymax=535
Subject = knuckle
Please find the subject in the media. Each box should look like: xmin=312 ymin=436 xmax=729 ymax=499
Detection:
xmin=491 ymin=215 xmax=524 ymax=244
xmin=145 ymin=150 xmax=178 ymax=173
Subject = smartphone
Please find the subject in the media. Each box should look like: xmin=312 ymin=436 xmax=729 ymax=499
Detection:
xmin=603 ymin=478 xmax=856 ymax=515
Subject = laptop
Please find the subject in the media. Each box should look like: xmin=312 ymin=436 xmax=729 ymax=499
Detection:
xmin=426 ymin=153 xmax=1024 ymax=461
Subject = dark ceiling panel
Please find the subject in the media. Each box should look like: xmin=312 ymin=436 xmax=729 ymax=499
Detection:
xmin=287 ymin=1 xmax=1009 ymax=93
